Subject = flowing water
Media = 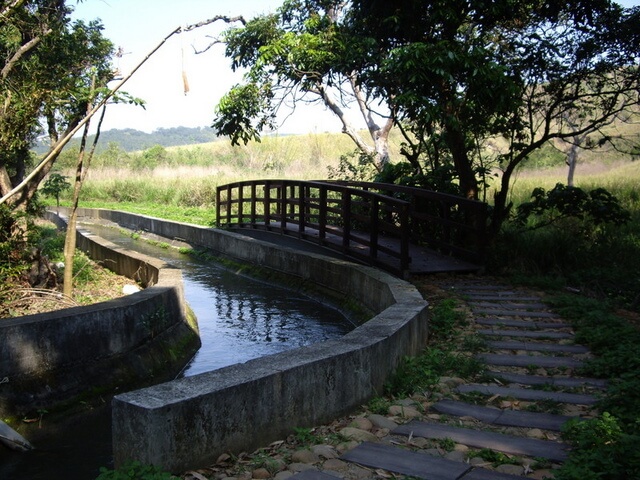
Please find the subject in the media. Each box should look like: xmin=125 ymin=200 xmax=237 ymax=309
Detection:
xmin=0 ymin=223 xmax=353 ymax=479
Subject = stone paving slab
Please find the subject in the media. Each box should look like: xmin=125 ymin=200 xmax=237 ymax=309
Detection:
xmin=464 ymin=295 xmax=541 ymax=302
xmin=478 ymin=329 xmax=574 ymax=340
xmin=393 ymin=421 xmax=569 ymax=462
xmin=475 ymin=317 xmax=572 ymax=329
xmin=477 ymin=353 xmax=584 ymax=368
xmin=432 ymin=399 xmax=572 ymax=431
xmin=469 ymin=301 xmax=549 ymax=309
xmin=485 ymin=371 xmax=607 ymax=389
xmin=486 ymin=340 xmax=589 ymax=354
xmin=457 ymin=384 xmax=598 ymax=405
xmin=472 ymin=308 xmax=560 ymax=318
xmin=288 ymin=471 xmax=342 ymax=480
xmin=453 ymin=285 xmax=517 ymax=292
xmin=432 ymin=399 xmax=502 ymax=423
xmin=341 ymin=441 xmax=471 ymax=480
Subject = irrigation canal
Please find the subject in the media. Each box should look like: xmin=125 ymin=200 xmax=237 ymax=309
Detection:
xmin=0 ymin=222 xmax=354 ymax=479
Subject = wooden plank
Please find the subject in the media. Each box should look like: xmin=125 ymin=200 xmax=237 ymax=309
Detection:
xmin=393 ymin=421 xmax=569 ymax=461
xmin=341 ymin=442 xmax=471 ymax=480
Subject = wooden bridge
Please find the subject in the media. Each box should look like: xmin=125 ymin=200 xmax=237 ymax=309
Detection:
xmin=216 ymin=180 xmax=489 ymax=278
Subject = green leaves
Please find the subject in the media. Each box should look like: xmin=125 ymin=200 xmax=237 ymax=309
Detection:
xmin=515 ymin=183 xmax=631 ymax=228
xmin=213 ymin=82 xmax=274 ymax=146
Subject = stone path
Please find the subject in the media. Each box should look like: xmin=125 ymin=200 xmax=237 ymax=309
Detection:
xmin=329 ymin=281 xmax=605 ymax=479
xmin=186 ymin=279 xmax=606 ymax=480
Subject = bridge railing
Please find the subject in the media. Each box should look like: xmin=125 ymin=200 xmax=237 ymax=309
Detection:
xmin=320 ymin=181 xmax=488 ymax=263
xmin=216 ymin=180 xmax=411 ymax=275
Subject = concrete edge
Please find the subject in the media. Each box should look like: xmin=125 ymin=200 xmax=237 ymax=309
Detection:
xmin=72 ymin=208 xmax=430 ymax=472
xmin=0 ymin=212 xmax=200 ymax=417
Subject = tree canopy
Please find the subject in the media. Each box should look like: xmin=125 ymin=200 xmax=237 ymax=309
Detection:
xmin=213 ymin=0 xmax=640 ymax=234
xmin=0 ymin=0 xmax=114 ymax=212
xmin=213 ymin=0 xmax=395 ymax=171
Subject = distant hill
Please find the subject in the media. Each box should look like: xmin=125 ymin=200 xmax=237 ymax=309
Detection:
xmin=32 ymin=126 xmax=220 ymax=154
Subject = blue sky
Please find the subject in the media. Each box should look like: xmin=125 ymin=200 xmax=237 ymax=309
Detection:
xmin=72 ymin=0 xmax=640 ymax=135
xmin=72 ymin=0 xmax=340 ymax=134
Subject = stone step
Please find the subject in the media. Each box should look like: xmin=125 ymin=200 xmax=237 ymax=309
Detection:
xmin=457 ymin=384 xmax=598 ymax=405
xmin=341 ymin=441 xmax=529 ymax=480
xmin=485 ymin=371 xmax=607 ymax=389
xmin=432 ymin=399 xmax=573 ymax=431
xmin=486 ymin=340 xmax=589 ymax=354
xmin=478 ymin=329 xmax=574 ymax=340
xmin=470 ymin=301 xmax=549 ymax=309
xmin=477 ymin=353 xmax=584 ymax=369
xmin=464 ymin=295 xmax=541 ymax=302
xmin=472 ymin=308 xmax=560 ymax=318
xmin=475 ymin=318 xmax=572 ymax=329
xmin=393 ymin=421 xmax=569 ymax=462
xmin=342 ymin=441 xmax=471 ymax=480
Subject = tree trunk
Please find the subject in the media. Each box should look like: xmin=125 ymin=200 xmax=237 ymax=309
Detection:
xmin=566 ymin=142 xmax=578 ymax=187
xmin=444 ymin=123 xmax=478 ymax=199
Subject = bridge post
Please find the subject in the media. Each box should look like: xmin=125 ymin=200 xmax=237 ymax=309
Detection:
xmin=264 ymin=181 xmax=271 ymax=226
xmin=319 ymin=186 xmax=327 ymax=242
xmin=237 ymin=185 xmax=244 ymax=225
xmin=370 ymin=198 xmax=379 ymax=260
xmin=342 ymin=190 xmax=351 ymax=252
xmin=280 ymin=182 xmax=287 ymax=231
xmin=297 ymin=184 xmax=306 ymax=236
xmin=250 ymin=183 xmax=257 ymax=224
xmin=400 ymin=204 xmax=410 ymax=275
xmin=215 ymin=187 xmax=221 ymax=226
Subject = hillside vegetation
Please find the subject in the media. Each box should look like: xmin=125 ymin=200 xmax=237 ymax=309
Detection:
xmin=45 ymin=128 xmax=639 ymax=310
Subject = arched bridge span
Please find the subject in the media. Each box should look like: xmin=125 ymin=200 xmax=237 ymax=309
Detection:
xmin=216 ymin=180 xmax=488 ymax=277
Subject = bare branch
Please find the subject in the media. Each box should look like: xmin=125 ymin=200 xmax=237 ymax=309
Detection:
xmin=187 ymin=15 xmax=246 ymax=55
xmin=182 ymin=15 xmax=246 ymax=32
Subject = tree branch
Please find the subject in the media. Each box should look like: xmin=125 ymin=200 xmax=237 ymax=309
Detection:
xmin=1 ymin=16 xmax=233 ymax=206
xmin=0 ymin=0 xmax=25 ymax=21
xmin=1 ymin=30 xmax=51 ymax=81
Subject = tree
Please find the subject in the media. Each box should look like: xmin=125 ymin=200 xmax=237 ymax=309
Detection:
xmin=212 ymin=0 xmax=395 ymax=171
xmin=0 ymin=0 xmax=114 ymax=220
xmin=41 ymin=173 xmax=71 ymax=207
xmin=346 ymin=0 xmax=640 ymax=235
xmin=213 ymin=1 xmax=639 ymax=238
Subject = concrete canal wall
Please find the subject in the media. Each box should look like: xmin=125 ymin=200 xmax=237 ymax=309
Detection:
xmin=0 ymin=212 xmax=200 ymax=417
xmin=63 ymin=208 xmax=430 ymax=473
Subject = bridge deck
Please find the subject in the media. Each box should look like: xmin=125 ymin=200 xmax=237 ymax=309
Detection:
xmin=228 ymin=225 xmax=482 ymax=276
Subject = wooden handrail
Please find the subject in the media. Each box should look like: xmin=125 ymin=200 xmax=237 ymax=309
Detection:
xmin=216 ymin=180 xmax=489 ymax=277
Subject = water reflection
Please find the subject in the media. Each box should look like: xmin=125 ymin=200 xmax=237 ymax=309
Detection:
xmin=78 ymin=223 xmax=352 ymax=376
xmin=0 ymin=222 xmax=352 ymax=479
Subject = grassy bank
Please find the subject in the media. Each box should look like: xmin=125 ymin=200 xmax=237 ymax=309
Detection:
xmin=47 ymin=138 xmax=640 ymax=311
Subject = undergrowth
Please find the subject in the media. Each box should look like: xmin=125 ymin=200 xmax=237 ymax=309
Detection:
xmin=383 ymin=298 xmax=484 ymax=397
xmin=544 ymin=293 xmax=640 ymax=479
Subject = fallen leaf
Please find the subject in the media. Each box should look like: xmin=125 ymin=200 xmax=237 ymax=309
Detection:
xmin=184 ymin=472 xmax=209 ymax=480
xmin=375 ymin=469 xmax=393 ymax=478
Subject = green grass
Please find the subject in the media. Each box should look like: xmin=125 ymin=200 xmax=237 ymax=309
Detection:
xmin=383 ymin=298 xmax=484 ymax=398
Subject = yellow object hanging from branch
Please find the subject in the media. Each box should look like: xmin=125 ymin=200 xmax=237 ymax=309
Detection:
xmin=181 ymin=46 xmax=189 ymax=95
